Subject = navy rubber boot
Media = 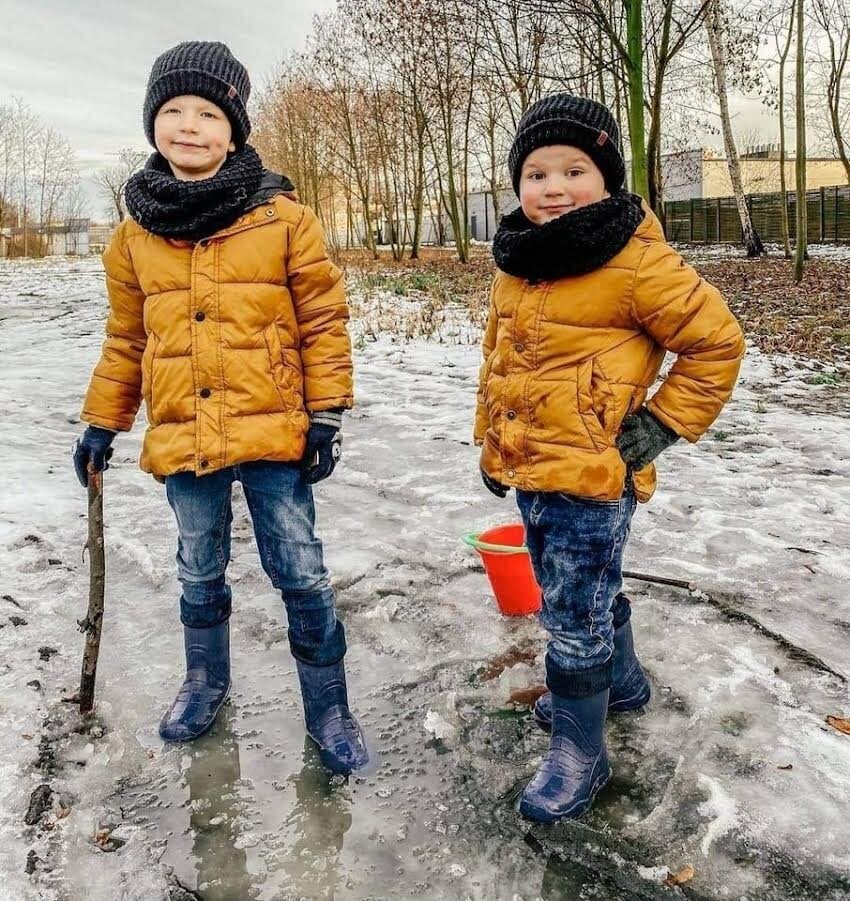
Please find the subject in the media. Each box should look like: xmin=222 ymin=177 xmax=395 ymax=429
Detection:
xmin=519 ymin=688 xmax=611 ymax=823
xmin=159 ymin=622 xmax=231 ymax=742
xmin=533 ymin=620 xmax=650 ymax=731
xmin=296 ymin=659 xmax=369 ymax=775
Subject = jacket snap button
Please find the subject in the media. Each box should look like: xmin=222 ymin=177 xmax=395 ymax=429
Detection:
xmin=199 ymin=387 xmax=211 ymax=398
xmin=199 ymin=459 xmax=209 ymax=469
xmin=514 ymin=343 xmax=524 ymax=353
xmin=506 ymin=468 xmax=516 ymax=478
xmin=194 ymin=311 xmax=206 ymax=322
xmin=199 ymin=239 xmax=208 ymax=247
xmin=506 ymin=410 xmax=517 ymax=420
xmin=265 ymin=209 xmax=275 ymax=217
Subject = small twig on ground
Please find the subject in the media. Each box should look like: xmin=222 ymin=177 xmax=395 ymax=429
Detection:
xmin=623 ymin=570 xmax=693 ymax=590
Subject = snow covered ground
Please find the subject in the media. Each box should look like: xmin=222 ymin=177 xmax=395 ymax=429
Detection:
xmin=1 ymin=256 xmax=849 ymax=900
xmin=671 ymin=241 xmax=850 ymax=263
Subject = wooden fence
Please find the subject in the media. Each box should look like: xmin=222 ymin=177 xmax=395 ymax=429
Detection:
xmin=664 ymin=184 xmax=850 ymax=245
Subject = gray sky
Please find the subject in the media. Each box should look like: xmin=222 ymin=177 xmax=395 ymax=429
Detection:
xmin=2 ymin=0 xmax=777 ymax=219
xmin=0 ymin=0 xmax=336 ymax=172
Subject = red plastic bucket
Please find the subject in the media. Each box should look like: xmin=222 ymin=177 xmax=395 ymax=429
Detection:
xmin=463 ymin=524 xmax=542 ymax=616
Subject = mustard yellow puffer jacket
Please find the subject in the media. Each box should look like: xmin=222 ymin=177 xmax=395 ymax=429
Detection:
xmin=82 ymin=193 xmax=352 ymax=478
xmin=475 ymin=205 xmax=745 ymax=503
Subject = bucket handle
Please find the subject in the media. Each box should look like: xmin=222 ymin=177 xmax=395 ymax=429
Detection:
xmin=462 ymin=532 xmax=529 ymax=555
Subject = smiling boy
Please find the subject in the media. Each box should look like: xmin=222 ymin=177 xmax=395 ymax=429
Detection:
xmin=73 ymin=41 xmax=368 ymax=775
xmin=475 ymin=94 xmax=745 ymax=822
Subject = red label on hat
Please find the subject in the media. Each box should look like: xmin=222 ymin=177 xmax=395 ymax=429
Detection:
xmin=227 ymin=85 xmax=237 ymax=99
xmin=596 ymin=130 xmax=608 ymax=146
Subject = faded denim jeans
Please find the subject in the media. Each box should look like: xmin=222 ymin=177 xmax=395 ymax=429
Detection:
xmin=516 ymin=485 xmax=637 ymax=698
xmin=165 ymin=461 xmax=345 ymax=666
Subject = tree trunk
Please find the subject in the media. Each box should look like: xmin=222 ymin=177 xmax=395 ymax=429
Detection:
xmin=410 ymin=122 xmax=425 ymax=260
xmin=706 ymin=0 xmax=764 ymax=256
xmin=625 ymin=0 xmax=649 ymax=198
xmin=646 ymin=86 xmax=665 ymax=217
xmin=823 ymin=9 xmax=850 ymax=186
xmin=778 ymin=0 xmax=795 ymax=260
xmin=793 ymin=0 xmax=807 ymax=283
xmin=647 ymin=0 xmax=672 ymax=217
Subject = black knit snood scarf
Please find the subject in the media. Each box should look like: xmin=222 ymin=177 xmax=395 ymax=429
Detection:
xmin=492 ymin=191 xmax=646 ymax=282
xmin=124 ymin=144 xmax=265 ymax=241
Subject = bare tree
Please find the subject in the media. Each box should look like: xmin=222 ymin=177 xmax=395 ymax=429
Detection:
xmin=35 ymin=127 xmax=75 ymax=231
xmin=793 ymin=0 xmax=806 ymax=282
xmin=0 ymin=103 xmax=16 ymax=228
xmin=775 ymin=0 xmax=797 ymax=258
xmin=96 ymin=147 xmax=146 ymax=224
xmin=417 ymin=0 xmax=481 ymax=262
xmin=62 ymin=179 xmax=90 ymax=254
xmin=705 ymin=0 xmax=764 ymax=255
xmin=812 ymin=0 xmax=850 ymax=185
xmin=13 ymin=98 xmax=40 ymax=255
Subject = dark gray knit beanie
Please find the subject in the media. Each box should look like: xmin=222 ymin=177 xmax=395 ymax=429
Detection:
xmin=508 ymin=94 xmax=625 ymax=196
xmin=143 ymin=41 xmax=251 ymax=150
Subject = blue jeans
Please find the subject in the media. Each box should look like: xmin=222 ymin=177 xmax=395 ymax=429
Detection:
xmin=165 ymin=461 xmax=346 ymax=666
xmin=516 ymin=487 xmax=637 ymax=698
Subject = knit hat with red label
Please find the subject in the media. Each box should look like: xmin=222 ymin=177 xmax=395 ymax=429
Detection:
xmin=508 ymin=93 xmax=626 ymax=196
xmin=143 ymin=41 xmax=251 ymax=150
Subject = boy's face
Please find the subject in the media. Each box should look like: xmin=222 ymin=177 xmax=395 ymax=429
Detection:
xmin=154 ymin=95 xmax=236 ymax=181
xmin=519 ymin=145 xmax=609 ymax=225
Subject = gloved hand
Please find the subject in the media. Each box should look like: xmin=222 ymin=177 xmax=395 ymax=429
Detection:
xmin=616 ymin=407 xmax=679 ymax=470
xmin=72 ymin=426 xmax=116 ymax=487
xmin=302 ymin=410 xmax=343 ymax=485
xmin=481 ymin=467 xmax=509 ymax=498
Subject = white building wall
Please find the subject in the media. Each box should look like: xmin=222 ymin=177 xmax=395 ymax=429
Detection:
xmin=660 ymin=150 xmax=705 ymax=201
xmin=467 ymin=188 xmax=517 ymax=241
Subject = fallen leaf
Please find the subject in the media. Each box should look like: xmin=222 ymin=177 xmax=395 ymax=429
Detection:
xmin=664 ymin=865 xmax=695 ymax=887
xmin=21 ymin=733 xmax=33 ymax=740
xmin=145 ymin=749 xmax=155 ymax=759
xmin=95 ymin=828 xmax=112 ymax=847
xmin=55 ymin=805 xmax=72 ymax=820
xmin=508 ymin=685 xmax=548 ymax=708
xmin=826 ymin=715 xmax=850 ymax=736
xmin=777 ymin=763 xmax=793 ymax=771
xmin=479 ymin=641 xmax=538 ymax=681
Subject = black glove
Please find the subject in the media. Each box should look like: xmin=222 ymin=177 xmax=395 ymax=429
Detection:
xmin=616 ymin=407 xmax=679 ymax=470
xmin=302 ymin=411 xmax=343 ymax=485
xmin=72 ymin=426 xmax=116 ymax=487
xmin=481 ymin=467 xmax=509 ymax=498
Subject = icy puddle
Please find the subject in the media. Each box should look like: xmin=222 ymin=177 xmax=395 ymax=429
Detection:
xmin=2 ymin=257 xmax=849 ymax=900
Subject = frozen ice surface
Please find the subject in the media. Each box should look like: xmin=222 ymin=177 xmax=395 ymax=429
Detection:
xmin=0 ymin=256 xmax=849 ymax=900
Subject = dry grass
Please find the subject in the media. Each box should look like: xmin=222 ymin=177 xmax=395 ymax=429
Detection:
xmin=335 ymin=245 xmax=850 ymax=367
xmin=698 ymin=257 xmax=850 ymax=365
xmin=337 ymin=247 xmax=491 ymax=344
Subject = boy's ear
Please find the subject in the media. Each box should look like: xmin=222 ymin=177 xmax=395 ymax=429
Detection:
xmin=228 ymin=140 xmax=236 ymax=153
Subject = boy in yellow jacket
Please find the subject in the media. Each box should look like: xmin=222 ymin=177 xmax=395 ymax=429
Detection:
xmin=73 ymin=42 xmax=367 ymax=775
xmin=475 ymin=94 xmax=744 ymax=821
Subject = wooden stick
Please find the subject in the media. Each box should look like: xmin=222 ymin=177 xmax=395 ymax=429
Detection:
xmin=78 ymin=466 xmax=105 ymax=716
xmin=622 ymin=569 xmax=693 ymax=590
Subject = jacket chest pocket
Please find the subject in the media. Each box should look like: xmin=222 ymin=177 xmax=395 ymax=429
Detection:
xmin=141 ymin=334 xmax=159 ymax=417
xmin=263 ymin=325 xmax=302 ymax=408
xmin=576 ymin=360 xmax=615 ymax=451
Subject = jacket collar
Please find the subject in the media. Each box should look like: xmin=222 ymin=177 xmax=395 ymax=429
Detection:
xmin=633 ymin=200 xmax=666 ymax=243
xmin=166 ymin=171 xmax=298 ymax=246
xmin=244 ymin=170 xmax=298 ymax=212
